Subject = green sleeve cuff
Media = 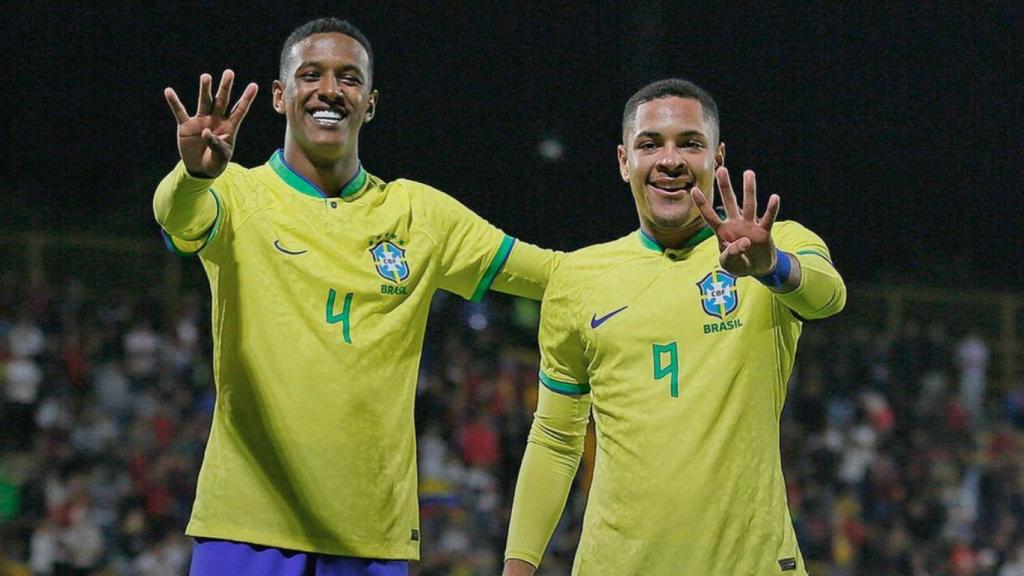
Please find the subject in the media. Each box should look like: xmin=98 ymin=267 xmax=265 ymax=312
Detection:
xmin=539 ymin=370 xmax=590 ymax=395
xmin=160 ymin=188 xmax=223 ymax=256
xmin=469 ymin=234 xmax=516 ymax=302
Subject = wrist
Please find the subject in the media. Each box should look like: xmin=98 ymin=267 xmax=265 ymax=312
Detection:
xmin=754 ymin=248 xmax=791 ymax=289
xmin=177 ymin=160 xmax=219 ymax=180
xmin=184 ymin=166 xmax=218 ymax=180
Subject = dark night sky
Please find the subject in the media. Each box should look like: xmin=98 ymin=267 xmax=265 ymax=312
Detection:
xmin=3 ymin=2 xmax=1022 ymax=287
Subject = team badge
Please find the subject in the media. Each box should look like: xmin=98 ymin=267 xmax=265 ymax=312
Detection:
xmin=370 ymin=241 xmax=410 ymax=283
xmin=696 ymin=270 xmax=739 ymax=319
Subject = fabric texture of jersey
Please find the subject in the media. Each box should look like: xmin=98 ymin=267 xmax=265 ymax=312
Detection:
xmin=158 ymin=151 xmax=520 ymax=559
xmin=508 ymin=223 xmax=844 ymax=575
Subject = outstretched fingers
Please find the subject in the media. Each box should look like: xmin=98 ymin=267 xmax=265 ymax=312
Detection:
xmin=716 ymin=167 xmax=741 ymax=220
xmin=197 ymin=73 xmax=213 ymax=116
xmin=742 ymin=170 xmax=757 ymax=221
xmin=759 ymin=194 xmax=781 ymax=232
xmin=228 ymin=82 xmax=259 ymax=127
xmin=212 ymin=70 xmax=235 ymax=117
xmin=691 ymin=186 xmax=723 ymax=230
xmin=164 ymin=87 xmax=189 ymax=124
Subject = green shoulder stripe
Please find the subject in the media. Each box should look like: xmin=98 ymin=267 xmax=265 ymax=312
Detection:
xmin=795 ymin=249 xmax=832 ymax=264
xmin=539 ymin=371 xmax=590 ymax=395
xmin=470 ymin=235 xmax=516 ymax=302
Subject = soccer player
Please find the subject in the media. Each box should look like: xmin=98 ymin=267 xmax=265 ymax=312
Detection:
xmin=502 ymin=78 xmax=846 ymax=575
xmin=154 ymin=18 xmax=558 ymax=576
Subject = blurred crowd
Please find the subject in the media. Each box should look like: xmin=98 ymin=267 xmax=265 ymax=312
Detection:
xmin=1 ymin=273 xmax=1023 ymax=576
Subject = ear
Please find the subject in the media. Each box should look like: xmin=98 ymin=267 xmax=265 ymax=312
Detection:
xmin=272 ymin=80 xmax=286 ymax=115
xmin=617 ymin=144 xmax=630 ymax=183
xmin=715 ymin=142 xmax=726 ymax=169
xmin=364 ymin=89 xmax=379 ymax=122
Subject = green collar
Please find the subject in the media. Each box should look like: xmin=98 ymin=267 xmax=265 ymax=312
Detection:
xmin=637 ymin=226 xmax=714 ymax=253
xmin=268 ymin=149 xmax=367 ymax=199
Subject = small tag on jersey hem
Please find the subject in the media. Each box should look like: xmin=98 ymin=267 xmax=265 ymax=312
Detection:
xmin=410 ymin=529 xmax=420 ymax=542
xmin=778 ymin=557 xmax=797 ymax=571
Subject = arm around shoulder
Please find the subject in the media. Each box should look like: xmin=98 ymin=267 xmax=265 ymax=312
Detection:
xmin=491 ymin=241 xmax=565 ymax=301
xmin=415 ymin=182 xmax=564 ymax=301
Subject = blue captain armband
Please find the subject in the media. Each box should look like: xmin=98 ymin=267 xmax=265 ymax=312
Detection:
xmin=754 ymin=248 xmax=792 ymax=289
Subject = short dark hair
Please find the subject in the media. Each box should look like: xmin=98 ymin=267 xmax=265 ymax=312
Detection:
xmin=622 ymin=78 xmax=719 ymax=142
xmin=279 ymin=18 xmax=374 ymax=84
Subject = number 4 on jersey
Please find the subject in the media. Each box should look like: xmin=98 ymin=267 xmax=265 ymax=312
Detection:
xmin=653 ymin=342 xmax=680 ymax=397
xmin=326 ymin=289 xmax=354 ymax=344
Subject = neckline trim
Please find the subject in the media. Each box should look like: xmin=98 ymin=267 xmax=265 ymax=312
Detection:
xmin=637 ymin=226 xmax=714 ymax=253
xmin=268 ymin=149 xmax=367 ymax=199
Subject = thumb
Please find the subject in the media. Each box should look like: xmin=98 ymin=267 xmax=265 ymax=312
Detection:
xmin=204 ymin=129 xmax=232 ymax=161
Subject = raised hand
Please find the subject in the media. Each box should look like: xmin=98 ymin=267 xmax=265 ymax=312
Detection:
xmin=164 ymin=70 xmax=258 ymax=178
xmin=691 ymin=168 xmax=780 ymax=277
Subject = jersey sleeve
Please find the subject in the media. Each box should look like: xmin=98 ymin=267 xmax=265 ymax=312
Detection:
xmin=153 ymin=162 xmax=243 ymax=255
xmin=489 ymin=241 xmax=564 ymax=301
xmin=506 ymin=262 xmax=591 ymax=565
xmin=537 ymin=261 xmax=590 ymax=394
xmin=772 ymin=221 xmax=847 ymax=319
xmin=413 ymin=182 xmax=518 ymax=301
xmin=505 ymin=384 xmax=591 ymax=568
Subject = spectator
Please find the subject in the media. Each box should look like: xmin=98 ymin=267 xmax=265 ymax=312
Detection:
xmin=2 ymin=354 xmax=42 ymax=451
xmin=6 ymin=316 xmax=45 ymax=360
xmin=2 ymin=275 xmax=1024 ymax=574
xmin=956 ymin=328 xmax=990 ymax=427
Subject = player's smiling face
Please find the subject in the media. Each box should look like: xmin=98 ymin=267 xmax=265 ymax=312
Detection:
xmin=273 ymin=32 xmax=377 ymax=163
xmin=618 ymin=97 xmax=724 ymax=240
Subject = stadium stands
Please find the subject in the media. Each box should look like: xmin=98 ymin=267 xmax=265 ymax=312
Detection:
xmin=1 ymin=274 xmax=1023 ymax=575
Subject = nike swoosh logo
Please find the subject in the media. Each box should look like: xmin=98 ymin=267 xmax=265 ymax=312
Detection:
xmin=590 ymin=305 xmax=628 ymax=329
xmin=273 ymin=240 xmax=307 ymax=255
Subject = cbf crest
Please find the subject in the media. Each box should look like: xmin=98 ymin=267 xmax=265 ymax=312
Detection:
xmin=696 ymin=270 xmax=739 ymax=319
xmin=370 ymin=241 xmax=410 ymax=283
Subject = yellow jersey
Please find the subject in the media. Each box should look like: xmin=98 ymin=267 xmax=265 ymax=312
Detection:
xmin=155 ymin=151 xmax=556 ymax=559
xmin=507 ymin=223 xmax=845 ymax=575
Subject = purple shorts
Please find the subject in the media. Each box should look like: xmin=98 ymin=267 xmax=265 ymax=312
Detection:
xmin=189 ymin=538 xmax=409 ymax=576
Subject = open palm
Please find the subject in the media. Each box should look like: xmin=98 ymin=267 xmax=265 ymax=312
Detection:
xmin=164 ymin=70 xmax=258 ymax=178
xmin=691 ymin=168 xmax=780 ymax=277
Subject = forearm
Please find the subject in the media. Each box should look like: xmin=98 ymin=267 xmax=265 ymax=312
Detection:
xmin=502 ymin=558 xmax=537 ymax=576
xmin=491 ymin=241 xmax=564 ymax=301
xmin=153 ymin=162 xmax=218 ymax=239
xmin=772 ymin=250 xmax=846 ymax=319
xmin=505 ymin=387 xmax=590 ymax=567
